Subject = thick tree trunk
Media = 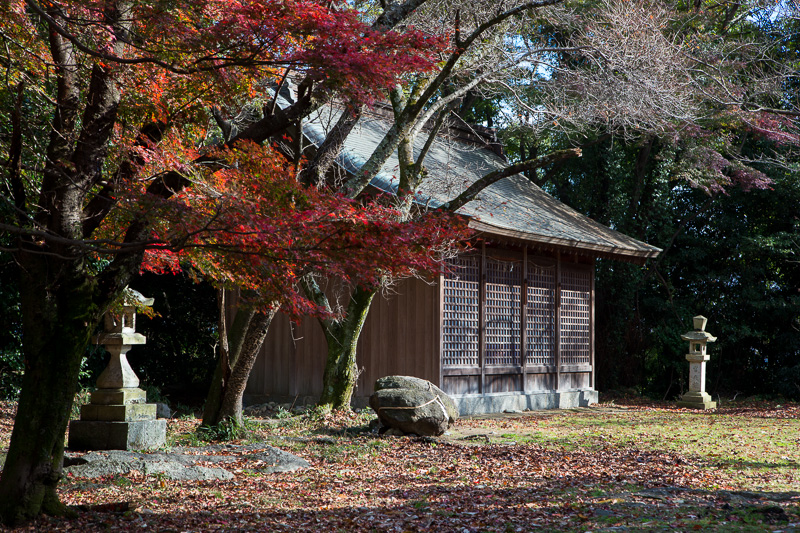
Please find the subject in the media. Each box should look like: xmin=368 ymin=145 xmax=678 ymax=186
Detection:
xmin=202 ymin=291 xmax=276 ymax=427
xmin=0 ymin=256 xmax=101 ymax=526
xmin=216 ymin=308 xmax=274 ymax=424
xmin=300 ymin=105 xmax=362 ymax=187
xmin=317 ymin=286 xmax=376 ymax=411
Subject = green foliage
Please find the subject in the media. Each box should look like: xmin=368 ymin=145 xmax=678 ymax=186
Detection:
xmin=78 ymin=344 xmax=110 ymax=390
xmin=0 ymin=258 xmax=22 ymax=400
xmin=196 ymin=417 xmax=259 ymax=442
xmin=775 ymin=364 xmax=800 ymax=400
xmin=197 ymin=419 xmax=240 ymax=441
xmin=0 ymin=350 xmax=22 ymax=401
xmin=70 ymin=389 xmax=92 ymax=421
xmin=274 ymin=406 xmax=293 ymax=419
xmin=544 ymin=131 xmax=800 ymax=398
xmin=126 ymin=272 xmax=218 ymax=405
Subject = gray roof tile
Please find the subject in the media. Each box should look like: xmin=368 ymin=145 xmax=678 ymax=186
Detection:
xmin=302 ymin=105 xmax=661 ymax=262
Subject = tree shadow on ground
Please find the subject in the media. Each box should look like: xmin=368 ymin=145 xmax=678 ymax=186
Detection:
xmin=24 ymin=483 xmax=800 ymax=533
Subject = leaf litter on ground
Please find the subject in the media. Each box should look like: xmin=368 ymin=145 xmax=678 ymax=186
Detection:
xmin=0 ymin=397 xmax=798 ymax=532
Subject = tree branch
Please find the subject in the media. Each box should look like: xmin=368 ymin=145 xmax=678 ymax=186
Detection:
xmin=82 ymin=122 xmax=168 ymax=236
xmin=341 ymin=0 xmax=566 ymax=199
xmin=36 ymin=3 xmax=80 ymax=228
xmin=374 ymin=0 xmax=430 ymax=30
xmin=407 ymin=0 xmax=564 ymax=123
xmin=5 ymin=82 xmax=25 ymax=221
xmin=25 ymin=0 xmax=291 ymax=75
xmin=445 ymin=148 xmax=582 ymax=212
xmin=300 ymin=105 xmax=363 ymax=187
xmin=300 ymin=273 xmax=340 ymax=336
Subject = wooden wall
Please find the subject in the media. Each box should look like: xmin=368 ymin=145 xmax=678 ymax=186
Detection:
xmin=244 ymin=277 xmax=441 ymax=405
xmin=243 ymin=242 xmax=597 ymax=409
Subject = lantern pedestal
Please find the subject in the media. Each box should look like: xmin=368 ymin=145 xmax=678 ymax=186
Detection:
xmin=676 ymin=316 xmax=717 ymax=410
xmin=68 ymin=385 xmax=166 ymax=450
xmin=68 ymin=291 xmax=166 ymax=450
xmin=677 ymin=391 xmax=716 ymax=410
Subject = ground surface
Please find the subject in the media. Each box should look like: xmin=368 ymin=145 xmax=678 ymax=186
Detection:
xmin=0 ymin=397 xmax=799 ymax=532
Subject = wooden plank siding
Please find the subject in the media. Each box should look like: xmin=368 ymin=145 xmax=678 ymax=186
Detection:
xmin=243 ymin=243 xmax=596 ymax=408
xmin=244 ymin=277 xmax=441 ymax=405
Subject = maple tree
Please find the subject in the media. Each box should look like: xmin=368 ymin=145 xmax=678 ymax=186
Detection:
xmin=0 ymin=0 xmax=454 ymax=525
xmin=294 ymin=0 xmax=798 ymax=411
xmin=194 ymin=0 xmax=459 ymax=428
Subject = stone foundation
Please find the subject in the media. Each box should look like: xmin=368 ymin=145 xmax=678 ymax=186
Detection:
xmin=677 ymin=391 xmax=717 ymax=410
xmin=68 ymin=419 xmax=166 ymax=450
xmin=245 ymin=389 xmax=599 ymax=417
xmin=68 ymin=386 xmax=166 ymax=450
xmin=452 ymin=389 xmax=599 ymax=416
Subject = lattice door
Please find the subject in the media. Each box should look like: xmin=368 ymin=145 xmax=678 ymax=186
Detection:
xmin=526 ymin=262 xmax=556 ymax=366
xmin=442 ymin=255 xmax=480 ymax=367
xmin=485 ymin=257 xmax=522 ymax=366
xmin=560 ymin=268 xmax=591 ymax=365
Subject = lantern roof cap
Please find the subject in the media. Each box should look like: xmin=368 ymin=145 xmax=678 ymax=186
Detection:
xmin=681 ymin=315 xmax=716 ymax=341
xmin=681 ymin=330 xmax=717 ymax=342
xmin=123 ymin=287 xmax=154 ymax=307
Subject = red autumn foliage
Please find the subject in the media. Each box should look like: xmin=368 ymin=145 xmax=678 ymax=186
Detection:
xmin=137 ymin=142 xmax=470 ymax=317
xmin=8 ymin=0 xmax=458 ymax=314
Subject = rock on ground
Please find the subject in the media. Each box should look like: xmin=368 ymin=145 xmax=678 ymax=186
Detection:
xmin=370 ymin=376 xmax=458 ymax=436
xmin=374 ymin=375 xmax=458 ymax=423
xmin=63 ymin=443 xmax=310 ymax=481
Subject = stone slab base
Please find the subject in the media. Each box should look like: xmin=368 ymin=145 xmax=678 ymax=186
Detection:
xmin=244 ymin=391 xmax=599 ymax=416
xmin=451 ymin=390 xmax=599 ymax=417
xmin=80 ymin=402 xmax=157 ymax=421
xmin=91 ymin=387 xmax=146 ymax=405
xmin=68 ymin=419 xmax=166 ymax=450
xmin=677 ymin=391 xmax=717 ymax=410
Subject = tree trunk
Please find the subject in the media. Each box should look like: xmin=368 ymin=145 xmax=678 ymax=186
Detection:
xmin=216 ymin=308 xmax=274 ymax=424
xmin=0 ymin=256 xmax=101 ymax=526
xmin=317 ymin=286 xmax=376 ymax=410
xmin=300 ymin=105 xmax=362 ymax=187
xmin=202 ymin=291 xmax=276 ymax=427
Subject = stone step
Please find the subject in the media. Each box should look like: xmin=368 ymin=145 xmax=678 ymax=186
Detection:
xmin=91 ymin=387 xmax=147 ymax=405
xmin=68 ymin=419 xmax=166 ymax=451
xmin=80 ymin=402 xmax=157 ymax=422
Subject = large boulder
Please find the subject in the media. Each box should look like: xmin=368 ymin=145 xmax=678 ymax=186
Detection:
xmin=370 ymin=376 xmax=458 ymax=436
xmin=375 ymin=376 xmax=459 ymax=422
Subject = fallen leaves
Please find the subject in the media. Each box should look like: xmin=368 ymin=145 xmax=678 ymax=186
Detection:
xmin=1 ymin=399 xmax=799 ymax=531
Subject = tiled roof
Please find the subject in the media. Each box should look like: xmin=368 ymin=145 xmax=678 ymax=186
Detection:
xmin=302 ymin=104 xmax=661 ymax=263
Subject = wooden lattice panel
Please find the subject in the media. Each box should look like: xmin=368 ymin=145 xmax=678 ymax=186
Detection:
xmin=442 ymin=256 xmax=480 ymax=367
xmin=485 ymin=257 xmax=521 ymax=366
xmin=526 ymin=263 xmax=556 ymax=366
xmin=560 ymin=269 xmax=591 ymax=365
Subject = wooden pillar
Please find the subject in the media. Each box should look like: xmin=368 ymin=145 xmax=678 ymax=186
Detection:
xmin=555 ymin=251 xmax=562 ymax=392
xmin=438 ymin=271 xmax=445 ymax=390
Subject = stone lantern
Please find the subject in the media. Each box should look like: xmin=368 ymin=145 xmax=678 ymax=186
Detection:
xmin=677 ymin=315 xmax=717 ymax=409
xmin=68 ymin=289 xmax=166 ymax=450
